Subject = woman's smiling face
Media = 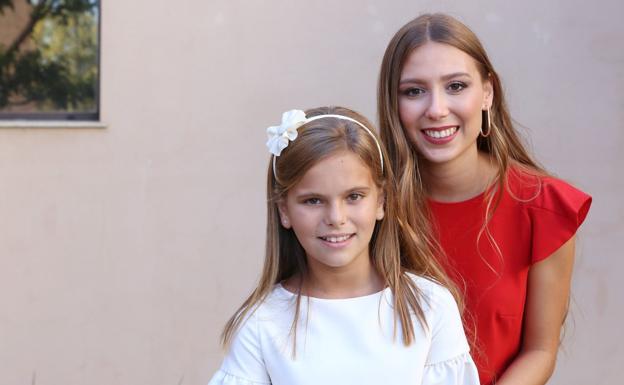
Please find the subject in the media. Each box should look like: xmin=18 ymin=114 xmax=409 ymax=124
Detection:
xmin=398 ymin=41 xmax=493 ymax=166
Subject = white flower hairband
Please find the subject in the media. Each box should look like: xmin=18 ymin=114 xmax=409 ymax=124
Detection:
xmin=266 ymin=109 xmax=384 ymax=178
xmin=266 ymin=110 xmax=307 ymax=157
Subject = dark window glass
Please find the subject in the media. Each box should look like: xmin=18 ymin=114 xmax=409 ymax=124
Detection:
xmin=0 ymin=0 xmax=100 ymax=120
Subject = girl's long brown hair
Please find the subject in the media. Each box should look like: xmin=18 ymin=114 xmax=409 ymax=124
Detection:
xmin=221 ymin=106 xmax=459 ymax=350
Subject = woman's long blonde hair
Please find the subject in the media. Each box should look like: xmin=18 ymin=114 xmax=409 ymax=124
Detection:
xmin=378 ymin=13 xmax=544 ymax=172
xmin=221 ymin=106 xmax=458 ymax=350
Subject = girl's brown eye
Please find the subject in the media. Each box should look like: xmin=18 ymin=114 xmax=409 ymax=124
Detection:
xmin=304 ymin=198 xmax=321 ymax=205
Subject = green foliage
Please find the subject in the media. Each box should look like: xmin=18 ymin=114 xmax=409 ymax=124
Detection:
xmin=0 ymin=0 xmax=14 ymax=15
xmin=0 ymin=0 xmax=98 ymax=113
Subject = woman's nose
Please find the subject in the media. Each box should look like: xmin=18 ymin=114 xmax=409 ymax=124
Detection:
xmin=425 ymin=90 xmax=449 ymax=120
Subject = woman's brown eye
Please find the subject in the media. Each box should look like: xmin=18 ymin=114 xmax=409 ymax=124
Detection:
xmin=448 ymin=82 xmax=467 ymax=92
xmin=347 ymin=193 xmax=363 ymax=201
xmin=402 ymin=87 xmax=424 ymax=97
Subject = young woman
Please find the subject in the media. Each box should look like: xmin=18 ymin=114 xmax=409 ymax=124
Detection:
xmin=207 ymin=106 xmax=479 ymax=384
xmin=377 ymin=13 xmax=592 ymax=385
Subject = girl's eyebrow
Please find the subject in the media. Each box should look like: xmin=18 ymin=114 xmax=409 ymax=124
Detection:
xmin=294 ymin=186 xmax=372 ymax=199
xmin=346 ymin=186 xmax=372 ymax=193
xmin=399 ymin=72 xmax=472 ymax=84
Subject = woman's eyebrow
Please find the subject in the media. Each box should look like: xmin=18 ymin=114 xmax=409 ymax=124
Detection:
xmin=400 ymin=72 xmax=472 ymax=84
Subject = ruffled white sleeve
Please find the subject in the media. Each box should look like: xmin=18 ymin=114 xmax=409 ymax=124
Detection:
xmin=207 ymin=370 xmax=270 ymax=385
xmin=207 ymin=312 xmax=271 ymax=385
xmin=423 ymin=353 xmax=479 ymax=385
xmin=422 ymin=285 xmax=480 ymax=385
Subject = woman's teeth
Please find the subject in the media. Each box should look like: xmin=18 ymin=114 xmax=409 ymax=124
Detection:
xmin=424 ymin=127 xmax=458 ymax=138
xmin=321 ymin=234 xmax=352 ymax=243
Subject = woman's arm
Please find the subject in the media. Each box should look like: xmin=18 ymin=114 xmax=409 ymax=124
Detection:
xmin=496 ymin=236 xmax=576 ymax=385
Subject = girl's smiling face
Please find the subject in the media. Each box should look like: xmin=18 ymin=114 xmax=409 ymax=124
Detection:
xmin=278 ymin=151 xmax=384 ymax=274
xmin=398 ymin=42 xmax=493 ymax=166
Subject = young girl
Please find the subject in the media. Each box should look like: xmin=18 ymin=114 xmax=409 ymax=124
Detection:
xmin=377 ymin=13 xmax=592 ymax=385
xmin=207 ymin=106 xmax=480 ymax=385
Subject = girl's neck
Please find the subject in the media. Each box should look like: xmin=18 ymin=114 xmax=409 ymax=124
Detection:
xmin=287 ymin=264 xmax=384 ymax=299
xmin=423 ymin=149 xmax=497 ymax=202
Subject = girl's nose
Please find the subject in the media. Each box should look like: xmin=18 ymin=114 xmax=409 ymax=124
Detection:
xmin=325 ymin=201 xmax=347 ymax=226
xmin=425 ymin=90 xmax=449 ymax=120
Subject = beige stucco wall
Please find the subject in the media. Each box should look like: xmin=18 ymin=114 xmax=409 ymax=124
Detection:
xmin=0 ymin=1 xmax=621 ymax=384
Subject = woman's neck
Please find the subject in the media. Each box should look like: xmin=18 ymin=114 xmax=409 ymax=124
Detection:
xmin=423 ymin=150 xmax=497 ymax=202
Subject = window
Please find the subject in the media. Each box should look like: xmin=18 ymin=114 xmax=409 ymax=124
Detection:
xmin=0 ymin=0 xmax=100 ymax=120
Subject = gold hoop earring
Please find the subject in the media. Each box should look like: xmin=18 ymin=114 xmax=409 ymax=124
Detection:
xmin=480 ymin=108 xmax=491 ymax=137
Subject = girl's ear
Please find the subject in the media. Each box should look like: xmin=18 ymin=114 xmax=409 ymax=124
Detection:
xmin=376 ymin=192 xmax=385 ymax=221
xmin=483 ymin=74 xmax=494 ymax=109
xmin=277 ymin=200 xmax=292 ymax=229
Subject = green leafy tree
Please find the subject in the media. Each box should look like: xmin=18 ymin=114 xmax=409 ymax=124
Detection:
xmin=0 ymin=0 xmax=98 ymax=112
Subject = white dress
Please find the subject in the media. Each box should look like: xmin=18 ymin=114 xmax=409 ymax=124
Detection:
xmin=208 ymin=274 xmax=479 ymax=385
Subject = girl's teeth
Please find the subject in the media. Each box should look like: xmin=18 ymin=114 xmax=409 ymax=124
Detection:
xmin=323 ymin=235 xmax=351 ymax=243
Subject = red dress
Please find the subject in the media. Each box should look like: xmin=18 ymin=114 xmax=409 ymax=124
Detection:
xmin=428 ymin=168 xmax=591 ymax=385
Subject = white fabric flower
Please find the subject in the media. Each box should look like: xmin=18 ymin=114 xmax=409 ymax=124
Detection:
xmin=266 ymin=109 xmax=307 ymax=156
